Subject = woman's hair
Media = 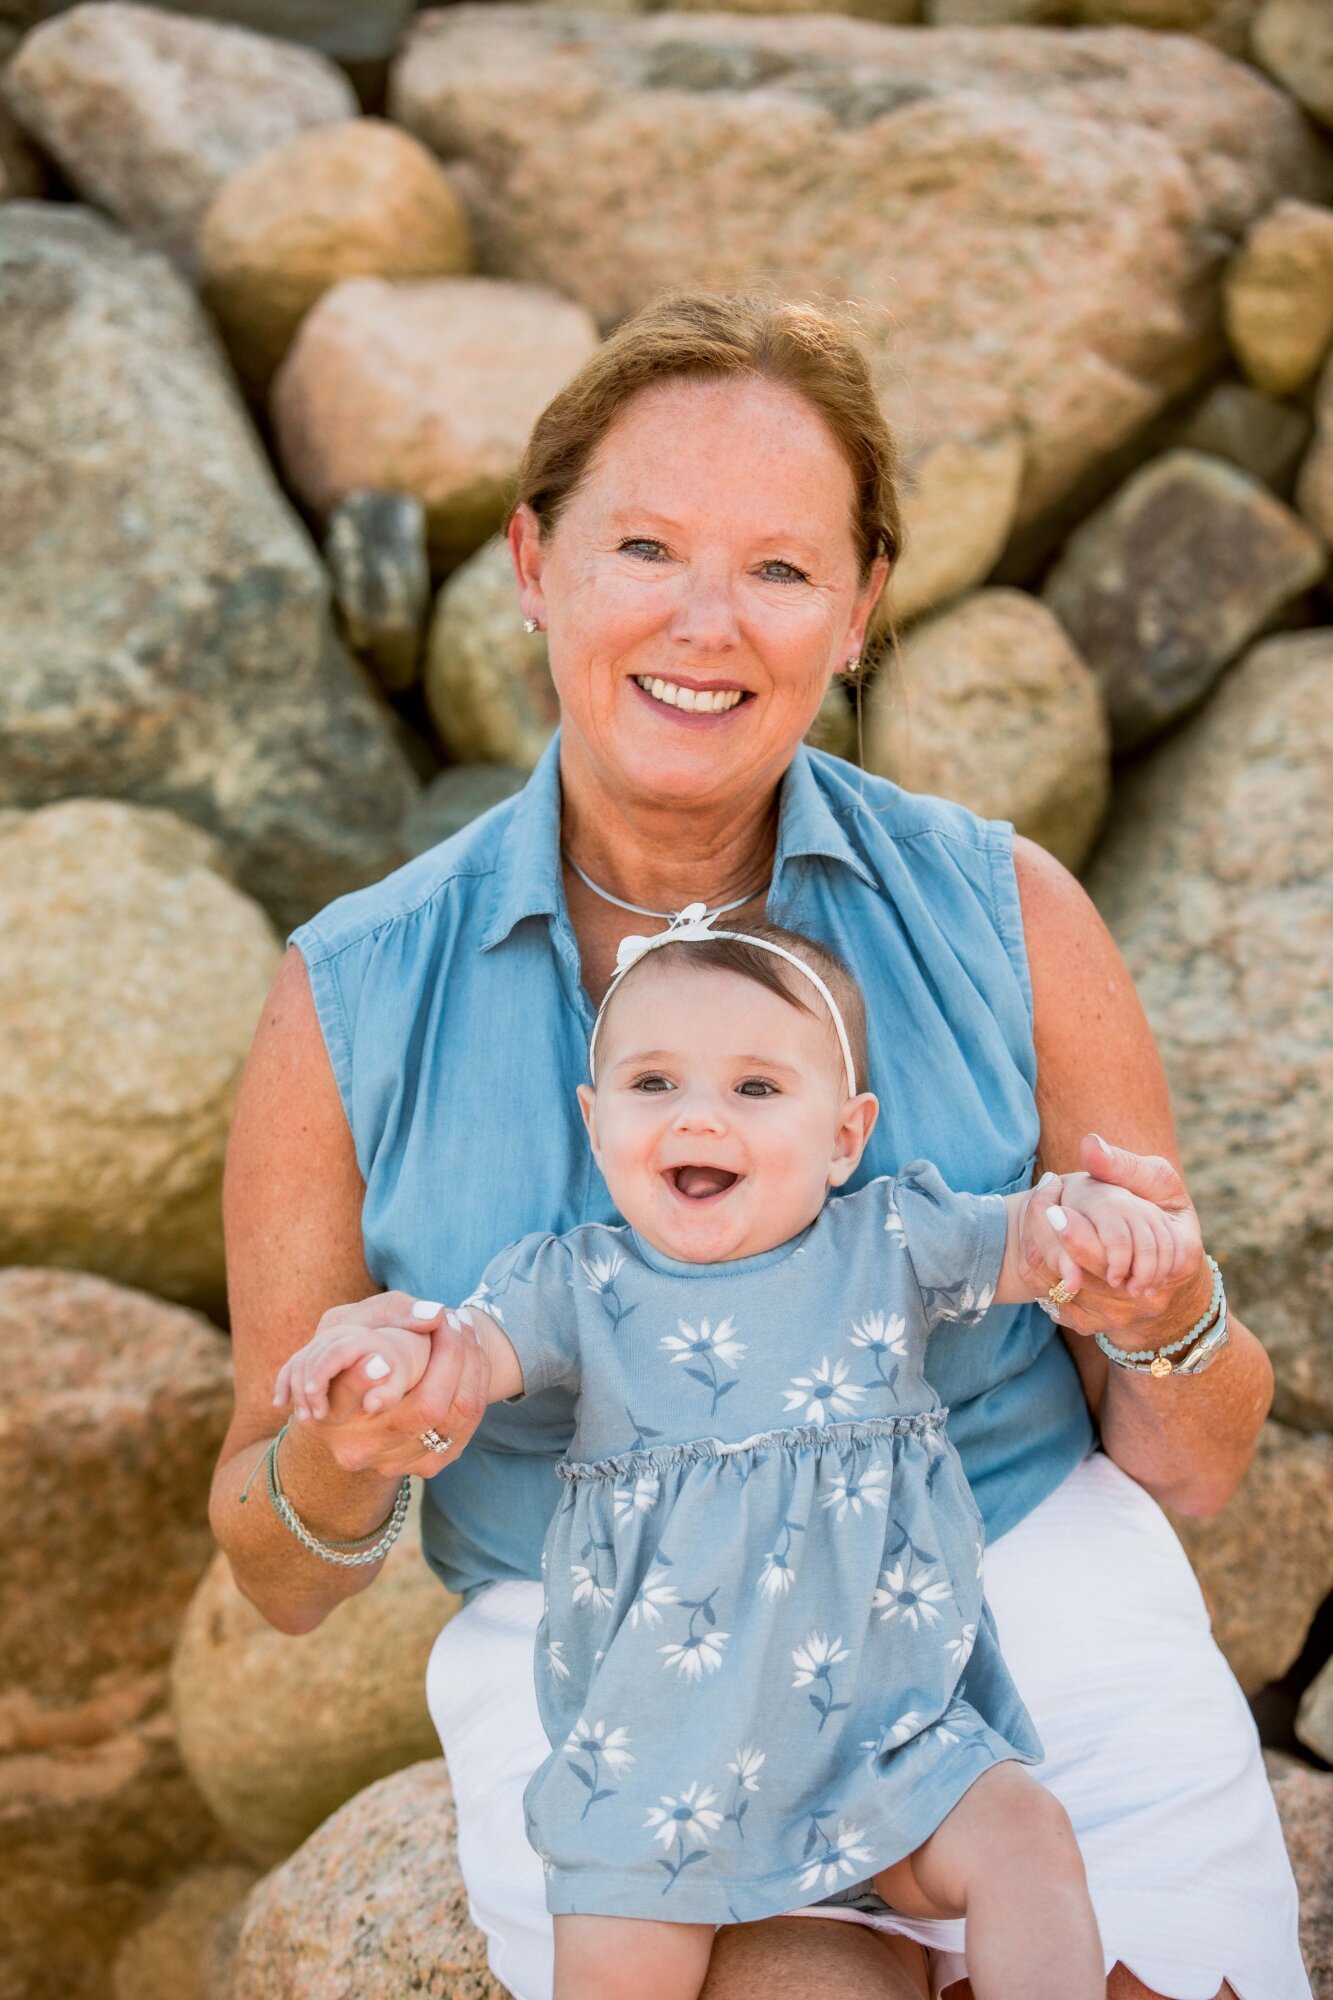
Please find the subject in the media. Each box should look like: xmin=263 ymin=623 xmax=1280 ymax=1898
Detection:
xmin=509 ymin=292 xmax=902 ymax=592
xmin=600 ymin=918 xmax=871 ymax=1098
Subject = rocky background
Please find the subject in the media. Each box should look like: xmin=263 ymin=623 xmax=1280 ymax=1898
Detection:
xmin=2 ymin=0 xmax=1331 ymax=1994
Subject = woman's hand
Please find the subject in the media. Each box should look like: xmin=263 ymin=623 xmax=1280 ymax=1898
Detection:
xmin=1045 ymin=1134 xmax=1208 ymax=1349
xmin=273 ymin=1293 xmax=492 ymax=1482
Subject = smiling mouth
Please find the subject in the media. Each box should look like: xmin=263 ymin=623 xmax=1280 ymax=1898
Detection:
xmin=633 ymin=674 xmax=751 ymax=715
xmin=668 ymin=1166 xmax=741 ymax=1200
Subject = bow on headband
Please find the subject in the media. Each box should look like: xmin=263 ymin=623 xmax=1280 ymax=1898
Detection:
xmin=590 ymin=904 xmax=858 ymax=1098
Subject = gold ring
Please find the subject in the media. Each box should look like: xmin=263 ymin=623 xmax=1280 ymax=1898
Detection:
xmin=1047 ymin=1281 xmax=1076 ymax=1308
xmin=419 ymin=1428 xmax=453 ymax=1454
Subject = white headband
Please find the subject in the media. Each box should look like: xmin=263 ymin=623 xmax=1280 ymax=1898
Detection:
xmin=587 ymin=903 xmax=858 ymax=1098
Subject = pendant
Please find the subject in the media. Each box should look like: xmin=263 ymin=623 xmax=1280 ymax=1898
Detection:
xmin=1149 ymin=1355 xmax=1173 ymax=1379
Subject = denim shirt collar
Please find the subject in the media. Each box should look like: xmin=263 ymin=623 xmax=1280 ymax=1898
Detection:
xmin=479 ymin=727 xmax=874 ymax=953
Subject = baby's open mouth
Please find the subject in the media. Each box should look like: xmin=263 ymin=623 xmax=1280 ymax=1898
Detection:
xmin=668 ymin=1166 xmax=740 ymax=1200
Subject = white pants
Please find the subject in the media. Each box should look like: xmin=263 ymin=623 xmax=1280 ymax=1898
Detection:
xmin=426 ymin=1451 xmax=1310 ymax=2000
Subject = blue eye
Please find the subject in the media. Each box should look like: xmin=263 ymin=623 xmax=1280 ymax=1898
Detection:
xmin=737 ymin=1079 xmax=777 ymax=1097
xmin=760 ymin=560 xmax=808 ymax=584
xmin=620 ymin=539 xmax=668 ymax=562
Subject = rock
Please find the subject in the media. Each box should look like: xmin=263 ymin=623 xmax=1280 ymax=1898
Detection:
xmin=139 ymin=0 xmax=416 ymax=65
xmin=272 ymin=276 xmax=599 ymax=571
xmin=224 ymin=1761 xmax=505 ymax=2000
xmin=1224 ymin=199 xmax=1333 ymax=398
xmin=3 ymin=4 xmax=356 ymax=270
xmin=403 ymin=764 xmax=529 ymax=855
xmin=199 ymin=118 xmax=474 ymax=393
xmin=325 ymin=491 xmax=431 ymax=693
xmin=891 ymin=429 xmax=1025 ymax=625
xmin=424 ymin=533 xmax=561 ymax=765
xmin=1041 ymin=448 xmax=1325 ymax=750
xmin=1252 ymin=0 xmax=1333 ymax=131
xmin=0 ymin=810 xmax=280 ymax=1310
xmin=1168 ymin=1424 xmax=1333 ymax=1694
xmin=0 ymin=85 xmax=44 ymax=197
xmin=0 ymin=1267 xmax=232 ymax=1695
xmin=862 ymin=588 xmax=1110 ymax=870
xmin=1084 ymin=630 xmax=1333 ymax=1432
xmin=1171 ymin=379 xmax=1311 ymax=499
xmin=1266 ymin=1754 xmax=1333 ymax=1995
xmin=170 ymin=1503 xmax=457 ymax=1865
xmin=806 ymin=679 xmax=857 ymax=761
xmin=392 ymin=7 xmax=1330 ymax=552
xmin=2 ymin=1688 xmax=242 ymax=2000
xmin=1295 ymin=352 xmax=1333 ymax=544
xmin=926 ymin=0 xmax=1259 ymax=56
xmin=0 ymin=204 xmax=417 ymax=932
xmin=1297 ymin=1657 xmax=1333 ymax=1767
xmin=112 ymin=1864 xmax=261 ymax=2000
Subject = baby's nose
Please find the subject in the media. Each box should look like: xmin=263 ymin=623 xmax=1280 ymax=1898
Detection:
xmin=672 ymin=1090 xmax=727 ymax=1134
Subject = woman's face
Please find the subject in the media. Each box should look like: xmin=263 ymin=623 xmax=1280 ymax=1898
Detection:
xmin=510 ymin=374 xmax=889 ymax=811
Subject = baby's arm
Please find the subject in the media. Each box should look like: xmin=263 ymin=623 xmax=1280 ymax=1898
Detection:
xmin=993 ymin=1149 xmax=1195 ymax=1306
xmin=274 ymin=1302 xmax=525 ymax=1424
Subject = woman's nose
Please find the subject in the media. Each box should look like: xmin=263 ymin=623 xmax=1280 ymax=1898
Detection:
xmin=672 ymin=569 xmax=741 ymax=654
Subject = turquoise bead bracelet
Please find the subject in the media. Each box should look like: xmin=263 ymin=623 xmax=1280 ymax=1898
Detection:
xmin=1094 ymin=1255 xmax=1224 ymax=1378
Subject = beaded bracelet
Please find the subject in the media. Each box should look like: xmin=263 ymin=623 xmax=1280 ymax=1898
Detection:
xmin=239 ymin=1419 xmax=413 ymax=1567
xmin=1093 ymin=1255 xmax=1224 ymax=1379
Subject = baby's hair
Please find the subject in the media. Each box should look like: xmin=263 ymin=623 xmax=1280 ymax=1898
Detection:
xmin=596 ymin=919 xmax=871 ymax=1096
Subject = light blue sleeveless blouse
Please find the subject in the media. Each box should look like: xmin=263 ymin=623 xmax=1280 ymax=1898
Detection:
xmin=288 ymin=734 xmax=1093 ymax=1605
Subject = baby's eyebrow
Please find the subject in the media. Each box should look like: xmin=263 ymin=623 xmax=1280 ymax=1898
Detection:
xmin=609 ymin=1050 xmax=806 ymax=1080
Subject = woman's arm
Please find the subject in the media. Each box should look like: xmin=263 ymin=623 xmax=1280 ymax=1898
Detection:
xmin=1015 ymin=836 xmax=1273 ymax=1518
xmin=210 ymin=948 xmax=491 ymax=1636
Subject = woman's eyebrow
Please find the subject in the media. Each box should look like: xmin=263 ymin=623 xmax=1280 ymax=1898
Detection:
xmin=608 ymin=509 xmax=819 ymax=557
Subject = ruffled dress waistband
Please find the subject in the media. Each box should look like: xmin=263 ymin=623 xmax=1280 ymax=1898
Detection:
xmin=556 ymin=1410 xmax=948 ymax=1484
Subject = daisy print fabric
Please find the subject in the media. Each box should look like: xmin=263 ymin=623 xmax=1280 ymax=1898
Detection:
xmin=468 ymin=1161 xmax=1042 ymax=1924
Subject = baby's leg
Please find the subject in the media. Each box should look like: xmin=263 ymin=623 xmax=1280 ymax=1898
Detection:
xmin=553 ymin=1913 xmax=714 ymax=2000
xmin=873 ymin=1763 xmax=1102 ymax=2000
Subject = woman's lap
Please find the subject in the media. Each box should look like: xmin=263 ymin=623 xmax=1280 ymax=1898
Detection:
xmin=425 ymin=1451 xmax=1309 ymax=2000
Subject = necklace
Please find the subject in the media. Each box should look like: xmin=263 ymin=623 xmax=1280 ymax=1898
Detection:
xmin=561 ymin=847 xmax=772 ymax=923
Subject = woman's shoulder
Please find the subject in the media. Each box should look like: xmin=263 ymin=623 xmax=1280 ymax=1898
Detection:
xmin=288 ymin=788 xmax=523 ymax=967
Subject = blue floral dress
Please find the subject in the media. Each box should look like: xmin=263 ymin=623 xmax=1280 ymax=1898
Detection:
xmin=463 ymin=1163 xmax=1043 ymax=1925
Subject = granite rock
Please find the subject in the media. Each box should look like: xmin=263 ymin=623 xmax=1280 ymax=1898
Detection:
xmin=170 ymin=1503 xmax=457 ymax=1865
xmin=863 ymin=589 xmax=1110 ymax=869
xmin=392 ymin=7 xmax=1330 ymax=551
xmin=325 ymin=490 xmax=431 ymax=693
xmin=112 ymin=1864 xmax=261 ymax=2000
xmin=271 ymin=275 xmax=599 ymax=570
xmin=424 ymin=533 xmax=560 ymax=766
xmin=1295 ymin=351 xmax=1333 ymax=545
xmin=926 ymin=0 xmax=1259 ymax=55
xmin=890 ymin=429 xmax=1025 ymax=625
xmin=0 ymin=807 xmax=280 ymax=1309
xmin=0 ymin=204 xmax=417 ymax=931
xmin=1042 ymin=448 xmax=1325 ymax=749
xmin=1170 ymin=379 xmax=1311 ymax=499
xmin=1266 ymin=1754 xmax=1333 ymax=1996
xmin=3 ymin=3 xmax=355 ymax=269
xmin=1085 ymin=630 xmax=1333 ymax=1432
xmin=1225 ymin=198 xmax=1333 ymax=398
xmin=200 ymin=118 xmax=473 ymax=392
xmin=221 ymin=1761 xmax=504 ymax=2000
xmin=1251 ymin=0 xmax=1333 ymax=130
xmin=402 ymin=763 xmax=528 ymax=855
xmin=1296 ymin=1658 xmax=1333 ymax=1768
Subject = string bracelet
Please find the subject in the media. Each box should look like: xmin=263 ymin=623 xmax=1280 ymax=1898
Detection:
xmin=1094 ymin=1255 xmax=1225 ymax=1379
xmin=239 ymin=1419 xmax=412 ymax=1567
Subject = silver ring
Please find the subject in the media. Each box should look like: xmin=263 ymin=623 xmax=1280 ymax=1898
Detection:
xmin=419 ymin=1428 xmax=453 ymax=1454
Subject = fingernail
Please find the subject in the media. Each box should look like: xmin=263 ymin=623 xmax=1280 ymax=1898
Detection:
xmin=365 ymin=1354 xmax=391 ymax=1380
xmin=411 ymin=1299 xmax=443 ymax=1320
xmin=445 ymin=1310 xmax=461 ymax=1331
xmin=1037 ymin=1172 xmax=1058 ymax=1188
xmin=1048 ymin=1206 xmax=1068 ymax=1233
xmin=1089 ymin=1133 xmax=1107 ymax=1148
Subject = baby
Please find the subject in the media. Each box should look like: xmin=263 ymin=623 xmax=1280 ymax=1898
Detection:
xmin=278 ymin=912 xmax=1194 ymax=2000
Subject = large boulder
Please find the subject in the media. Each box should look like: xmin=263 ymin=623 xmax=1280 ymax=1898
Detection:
xmin=271 ymin=275 xmax=600 ymax=570
xmin=0 ymin=806 xmax=280 ymax=1310
xmin=1224 ymin=199 xmax=1333 ymax=398
xmin=200 ymin=118 xmax=474 ymax=393
xmin=3 ymin=3 xmax=356 ymax=269
xmin=862 ymin=588 xmax=1110 ymax=870
xmin=1266 ymin=1755 xmax=1333 ymax=1996
xmin=402 ymin=763 xmax=528 ymax=855
xmin=1297 ymin=1658 xmax=1333 ymax=1767
xmin=392 ymin=8 xmax=1330 ymax=557
xmin=0 ymin=204 xmax=417 ymax=932
xmin=1170 ymin=379 xmax=1311 ymax=499
xmin=423 ymin=534 xmax=560 ymax=767
xmin=1295 ymin=351 xmax=1333 ymax=545
xmin=1084 ymin=629 xmax=1333 ymax=1433
xmin=325 ymin=490 xmax=432 ymax=693
xmin=1169 ymin=1422 xmax=1333 ymax=1693
xmin=1251 ymin=0 xmax=1333 ymax=130
xmin=1041 ymin=448 xmax=1325 ymax=749
xmin=926 ymin=0 xmax=1258 ymax=53
xmin=170 ymin=1506 xmax=457 ymax=1865
xmin=218 ymin=1761 xmax=504 ymax=2000
xmin=112 ymin=1864 xmax=261 ymax=2000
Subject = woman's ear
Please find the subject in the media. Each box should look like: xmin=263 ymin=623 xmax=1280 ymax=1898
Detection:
xmin=576 ymin=1083 xmax=600 ymax=1163
xmin=508 ymin=502 xmax=547 ymax=631
xmin=828 ymin=1091 xmax=880 ymax=1188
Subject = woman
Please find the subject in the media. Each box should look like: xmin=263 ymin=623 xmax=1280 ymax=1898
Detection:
xmin=212 ymin=294 xmax=1302 ymax=2000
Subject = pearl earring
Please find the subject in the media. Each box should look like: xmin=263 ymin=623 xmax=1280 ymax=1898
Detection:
xmin=844 ymin=655 xmax=860 ymax=675
xmin=523 ymin=617 xmax=540 ymax=635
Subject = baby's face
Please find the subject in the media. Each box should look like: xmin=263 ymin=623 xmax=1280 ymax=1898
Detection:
xmin=577 ymin=962 xmax=877 ymax=1263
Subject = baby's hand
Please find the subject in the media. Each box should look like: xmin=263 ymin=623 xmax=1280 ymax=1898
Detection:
xmin=1047 ymin=1172 xmax=1196 ymax=1299
xmin=274 ymin=1315 xmax=433 ymax=1424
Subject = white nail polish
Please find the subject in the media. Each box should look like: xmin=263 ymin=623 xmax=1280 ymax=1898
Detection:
xmin=365 ymin=1354 xmax=391 ymax=1380
xmin=445 ymin=1310 xmax=461 ymax=1331
xmin=1037 ymin=1171 xmax=1058 ymax=1188
xmin=411 ymin=1299 xmax=443 ymax=1320
xmin=1048 ymin=1206 xmax=1068 ymax=1233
